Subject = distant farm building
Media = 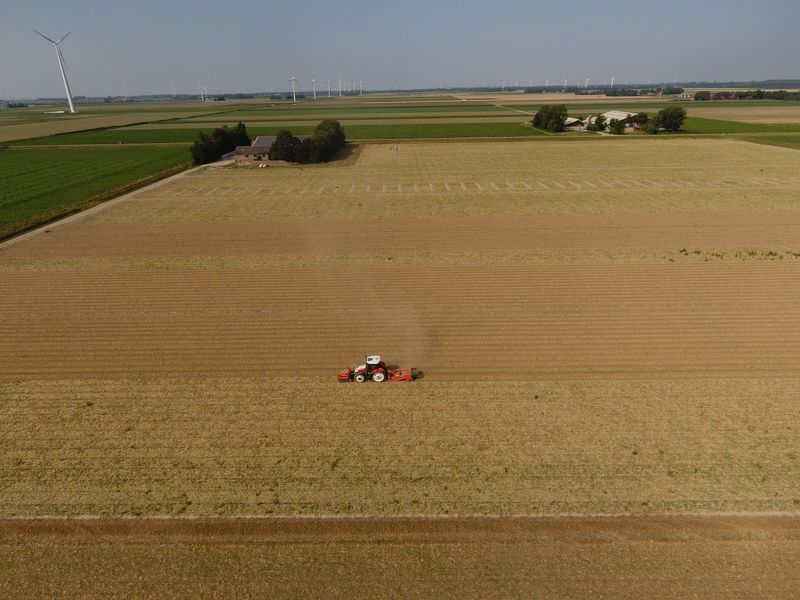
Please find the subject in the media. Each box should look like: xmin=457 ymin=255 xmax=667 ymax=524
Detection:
xmin=601 ymin=110 xmax=635 ymax=122
xmin=564 ymin=117 xmax=585 ymax=128
xmin=586 ymin=110 xmax=637 ymax=129
xmin=231 ymin=135 xmax=310 ymax=165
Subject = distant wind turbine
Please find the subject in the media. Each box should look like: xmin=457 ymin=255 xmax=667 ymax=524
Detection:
xmin=312 ymin=78 xmax=317 ymax=100
xmin=170 ymin=84 xmax=177 ymax=99
xmin=33 ymin=30 xmax=77 ymax=113
xmin=288 ymin=75 xmax=299 ymax=103
xmin=338 ymin=78 xmax=342 ymax=96
xmin=359 ymin=80 xmax=363 ymax=95
xmin=327 ymin=79 xmax=332 ymax=98
xmin=610 ymin=76 xmax=615 ymax=89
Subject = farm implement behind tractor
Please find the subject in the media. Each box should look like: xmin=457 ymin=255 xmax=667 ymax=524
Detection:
xmin=337 ymin=355 xmax=416 ymax=383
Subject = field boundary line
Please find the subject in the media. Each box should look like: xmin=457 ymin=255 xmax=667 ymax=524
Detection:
xmin=5 ymin=511 xmax=800 ymax=521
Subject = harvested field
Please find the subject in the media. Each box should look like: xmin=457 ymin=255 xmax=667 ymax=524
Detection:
xmin=2 ymin=137 xmax=800 ymax=519
xmin=0 ymin=378 xmax=799 ymax=516
xmin=2 ymin=264 xmax=800 ymax=379
xmin=689 ymin=105 xmax=800 ymax=123
xmin=3 ymin=516 xmax=800 ymax=599
xmin=3 ymin=136 xmax=799 ymax=594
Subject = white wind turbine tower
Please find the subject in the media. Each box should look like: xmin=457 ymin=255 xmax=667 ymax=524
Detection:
xmin=312 ymin=79 xmax=317 ymax=100
xmin=33 ymin=30 xmax=77 ymax=113
xmin=288 ymin=75 xmax=299 ymax=103
xmin=327 ymin=79 xmax=332 ymax=98
xmin=359 ymin=81 xmax=362 ymax=95
xmin=338 ymin=77 xmax=342 ymax=96
xmin=610 ymin=76 xmax=615 ymax=89
xmin=170 ymin=84 xmax=177 ymax=99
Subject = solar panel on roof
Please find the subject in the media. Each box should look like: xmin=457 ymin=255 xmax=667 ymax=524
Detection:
xmin=252 ymin=135 xmax=277 ymax=147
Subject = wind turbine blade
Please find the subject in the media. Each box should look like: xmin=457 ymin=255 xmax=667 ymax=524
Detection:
xmin=56 ymin=31 xmax=72 ymax=44
xmin=33 ymin=30 xmax=56 ymax=44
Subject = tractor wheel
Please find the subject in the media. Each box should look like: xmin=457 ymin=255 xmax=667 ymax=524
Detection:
xmin=354 ymin=373 xmax=367 ymax=383
xmin=371 ymin=371 xmax=386 ymax=383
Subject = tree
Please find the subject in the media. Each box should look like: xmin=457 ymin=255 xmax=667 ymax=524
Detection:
xmin=268 ymin=120 xmax=347 ymax=164
xmin=268 ymin=129 xmax=300 ymax=161
xmin=310 ymin=119 xmax=346 ymax=162
xmin=594 ymin=114 xmax=607 ymax=131
xmin=190 ymin=122 xmax=252 ymax=165
xmin=656 ymin=106 xmax=687 ymax=132
xmin=646 ymin=115 xmax=662 ymax=134
xmin=634 ymin=112 xmax=650 ymax=127
xmin=532 ymin=105 xmax=568 ymax=132
xmin=608 ymin=119 xmax=626 ymax=135
xmin=693 ymin=91 xmax=710 ymax=101
xmin=190 ymin=132 xmax=216 ymax=165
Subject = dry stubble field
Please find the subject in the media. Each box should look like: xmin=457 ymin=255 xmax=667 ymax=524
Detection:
xmin=2 ymin=138 xmax=800 ymax=596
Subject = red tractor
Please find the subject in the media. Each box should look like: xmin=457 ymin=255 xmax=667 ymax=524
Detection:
xmin=337 ymin=355 xmax=415 ymax=383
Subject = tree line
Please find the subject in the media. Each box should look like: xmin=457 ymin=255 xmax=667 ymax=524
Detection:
xmin=532 ymin=105 xmax=687 ymax=135
xmin=191 ymin=123 xmax=251 ymax=165
xmin=268 ymin=119 xmax=346 ymax=163
xmin=695 ymin=89 xmax=800 ymax=101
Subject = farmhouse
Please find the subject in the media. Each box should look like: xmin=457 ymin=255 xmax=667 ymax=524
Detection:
xmin=601 ymin=110 xmax=635 ymax=122
xmin=232 ymin=135 xmax=310 ymax=165
xmin=564 ymin=117 xmax=585 ymax=127
xmin=586 ymin=110 xmax=637 ymax=129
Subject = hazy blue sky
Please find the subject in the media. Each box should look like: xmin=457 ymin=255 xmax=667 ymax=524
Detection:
xmin=2 ymin=0 xmax=798 ymax=98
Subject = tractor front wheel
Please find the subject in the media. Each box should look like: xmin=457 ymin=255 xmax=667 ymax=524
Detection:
xmin=354 ymin=373 xmax=367 ymax=383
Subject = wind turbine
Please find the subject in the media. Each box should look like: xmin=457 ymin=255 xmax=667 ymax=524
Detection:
xmin=610 ymin=76 xmax=615 ymax=89
xmin=359 ymin=81 xmax=362 ymax=95
xmin=338 ymin=77 xmax=342 ymax=96
xmin=33 ymin=30 xmax=77 ymax=113
xmin=327 ymin=79 xmax=332 ymax=98
xmin=288 ymin=75 xmax=299 ymax=103
xmin=170 ymin=84 xmax=177 ymax=99
xmin=312 ymin=78 xmax=317 ymax=100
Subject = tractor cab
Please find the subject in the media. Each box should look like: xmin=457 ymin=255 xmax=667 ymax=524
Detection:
xmin=352 ymin=354 xmax=387 ymax=382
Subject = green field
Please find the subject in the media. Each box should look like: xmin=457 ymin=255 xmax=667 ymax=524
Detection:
xmin=0 ymin=146 xmax=189 ymax=238
xmin=733 ymin=133 xmax=800 ymax=151
xmin=680 ymin=116 xmax=800 ymax=134
xmin=12 ymin=121 xmax=544 ymax=145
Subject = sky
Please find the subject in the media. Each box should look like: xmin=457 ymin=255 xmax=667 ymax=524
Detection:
xmin=1 ymin=0 xmax=799 ymax=99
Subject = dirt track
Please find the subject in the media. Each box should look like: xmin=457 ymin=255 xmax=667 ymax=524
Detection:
xmin=3 ymin=516 xmax=800 ymax=599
